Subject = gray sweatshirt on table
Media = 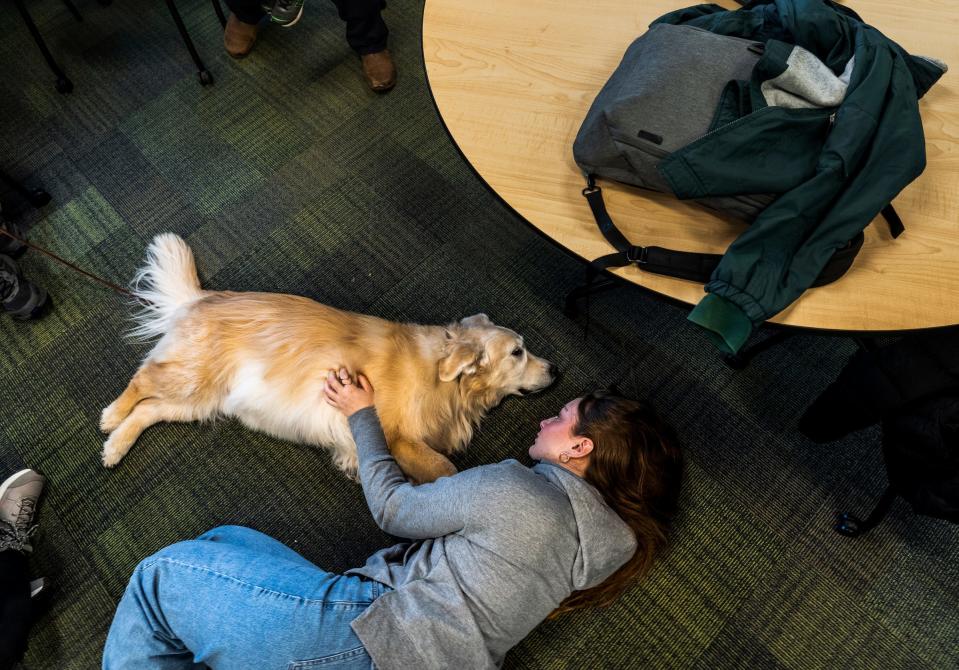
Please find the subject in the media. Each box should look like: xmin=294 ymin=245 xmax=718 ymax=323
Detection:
xmin=345 ymin=408 xmax=637 ymax=670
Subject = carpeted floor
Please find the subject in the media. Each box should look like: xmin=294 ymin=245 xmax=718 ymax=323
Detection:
xmin=1 ymin=1 xmax=956 ymax=668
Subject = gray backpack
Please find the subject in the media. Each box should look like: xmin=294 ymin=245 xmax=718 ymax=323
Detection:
xmin=573 ymin=22 xmax=898 ymax=284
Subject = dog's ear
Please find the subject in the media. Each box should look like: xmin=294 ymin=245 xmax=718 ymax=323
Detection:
xmin=439 ymin=338 xmax=483 ymax=382
xmin=460 ymin=313 xmax=492 ymax=328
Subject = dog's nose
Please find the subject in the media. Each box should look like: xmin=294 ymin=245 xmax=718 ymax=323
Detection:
xmin=547 ymin=362 xmax=559 ymax=378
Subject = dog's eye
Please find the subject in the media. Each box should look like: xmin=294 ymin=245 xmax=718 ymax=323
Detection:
xmin=511 ymin=348 xmax=524 ymax=357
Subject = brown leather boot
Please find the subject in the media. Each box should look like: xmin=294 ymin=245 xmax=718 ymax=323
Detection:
xmin=361 ymin=49 xmax=397 ymax=92
xmin=224 ymin=14 xmax=259 ymax=59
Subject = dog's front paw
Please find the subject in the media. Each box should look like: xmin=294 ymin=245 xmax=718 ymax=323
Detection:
xmin=435 ymin=460 xmax=458 ymax=480
xmin=410 ymin=458 xmax=457 ymax=485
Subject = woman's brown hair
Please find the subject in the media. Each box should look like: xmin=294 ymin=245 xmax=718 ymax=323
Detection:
xmin=551 ymin=389 xmax=683 ymax=617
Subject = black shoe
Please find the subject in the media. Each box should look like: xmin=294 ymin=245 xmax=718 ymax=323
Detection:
xmin=0 ymin=255 xmax=49 ymax=320
xmin=269 ymin=0 xmax=305 ymax=26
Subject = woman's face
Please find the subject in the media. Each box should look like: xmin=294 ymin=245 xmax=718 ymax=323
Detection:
xmin=529 ymin=398 xmax=584 ymax=464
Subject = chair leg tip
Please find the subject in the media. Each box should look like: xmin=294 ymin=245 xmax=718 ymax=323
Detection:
xmin=834 ymin=512 xmax=862 ymax=537
xmin=28 ymin=190 xmax=52 ymax=207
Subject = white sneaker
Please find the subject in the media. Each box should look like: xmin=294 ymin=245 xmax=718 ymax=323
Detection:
xmin=0 ymin=469 xmax=45 ymax=553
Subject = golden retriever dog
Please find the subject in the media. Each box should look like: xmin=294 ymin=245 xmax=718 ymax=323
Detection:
xmin=100 ymin=234 xmax=556 ymax=483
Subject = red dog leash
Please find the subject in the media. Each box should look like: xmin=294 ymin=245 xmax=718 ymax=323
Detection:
xmin=0 ymin=226 xmax=146 ymax=303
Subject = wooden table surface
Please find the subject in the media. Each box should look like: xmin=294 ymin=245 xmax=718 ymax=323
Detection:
xmin=422 ymin=0 xmax=959 ymax=332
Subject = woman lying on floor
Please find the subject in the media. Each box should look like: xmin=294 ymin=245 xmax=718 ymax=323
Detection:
xmin=102 ymin=370 xmax=683 ymax=670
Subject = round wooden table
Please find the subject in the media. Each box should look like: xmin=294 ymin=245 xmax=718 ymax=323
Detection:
xmin=422 ymin=0 xmax=959 ymax=332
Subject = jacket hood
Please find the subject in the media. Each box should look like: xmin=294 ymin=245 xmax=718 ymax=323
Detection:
xmin=533 ymin=463 xmax=638 ymax=590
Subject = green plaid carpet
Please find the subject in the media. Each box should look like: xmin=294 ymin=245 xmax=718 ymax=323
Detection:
xmin=1 ymin=1 xmax=956 ymax=668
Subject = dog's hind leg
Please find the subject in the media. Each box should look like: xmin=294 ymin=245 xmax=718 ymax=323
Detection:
xmin=101 ymin=399 xmax=198 ymax=467
xmin=100 ymin=363 xmax=165 ymax=434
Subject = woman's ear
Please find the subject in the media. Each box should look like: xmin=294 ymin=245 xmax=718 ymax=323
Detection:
xmin=571 ymin=437 xmax=594 ymax=458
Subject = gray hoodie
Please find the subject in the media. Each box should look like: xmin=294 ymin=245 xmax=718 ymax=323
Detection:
xmin=345 ymin=408 xmax=637 ymax=669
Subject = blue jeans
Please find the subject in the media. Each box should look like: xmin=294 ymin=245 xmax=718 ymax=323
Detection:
xmin=103 ymin=526 xmax=389 ymax=669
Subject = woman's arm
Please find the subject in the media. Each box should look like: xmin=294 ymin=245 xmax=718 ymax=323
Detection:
xmin=348 ymin=407 xmax=474 ymax=538
xmin=325 ymin=369 xmax=474 ymax=539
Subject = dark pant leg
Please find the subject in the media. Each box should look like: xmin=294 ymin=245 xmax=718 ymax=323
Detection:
xmin=329 ymin=0 xmax=388 ymax=54
xmin=0 ymin=550 xmax=32 ymax=668
xmin=224 ymin=0 xmax=267 ymax=24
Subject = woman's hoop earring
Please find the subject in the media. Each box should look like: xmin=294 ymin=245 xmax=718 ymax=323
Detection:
xmin=559 ymin=452 xmax=570 ymax=464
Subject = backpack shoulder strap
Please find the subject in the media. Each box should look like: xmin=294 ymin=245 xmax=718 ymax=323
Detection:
xmin=582 ymin=176 xmax=869 ymax=287
xmin=583 ymin=176 xmax=723 ymax=282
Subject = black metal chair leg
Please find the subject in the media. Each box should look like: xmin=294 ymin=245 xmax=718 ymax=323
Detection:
xmin=0 ymin=169 xmax=52 ymax=208
xmin=166 ymin=0 xmax=215 ymax=86
xmin=723 ymin=328 xmax=797 ymax=370
xmin=13 ymin=0 xmax=74 ymax=93
xmin=212 ymin=0 xmax=227 ymax=28
xmin=564 ymin=277 xmax=619 ymax=318
xmin=834 ymin=485 xmax=897 ymax=537
xmin=61 ymin=0 xmax=84 ymax=22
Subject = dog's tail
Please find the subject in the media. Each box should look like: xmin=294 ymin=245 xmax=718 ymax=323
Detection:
xmin=128 ymin=233 xmax=204 ymax=340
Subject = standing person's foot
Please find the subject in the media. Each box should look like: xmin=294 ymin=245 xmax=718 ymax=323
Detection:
xmin=269 ymin=0 xmax=305 ymax=27
xmin=361 ymin=49 xmax=396 ymax=92
xmin=0 ymin=469 xmax=45 ymax=554
xmin=0 ymin=255 xmax=49 ymax=320
xmin=224 ymin=13 xmax=260 ymax=59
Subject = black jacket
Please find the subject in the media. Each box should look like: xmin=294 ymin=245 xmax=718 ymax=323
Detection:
xmin=800 ymin=328 xmax=959 ymax=523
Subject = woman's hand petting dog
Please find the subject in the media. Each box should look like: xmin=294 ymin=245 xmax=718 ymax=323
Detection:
xmin=324 ymin=367 xmax=375 ymax=417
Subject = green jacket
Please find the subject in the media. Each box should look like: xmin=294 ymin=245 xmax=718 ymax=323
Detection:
xmin=652 ymin=0 xmax=946 ymax=353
